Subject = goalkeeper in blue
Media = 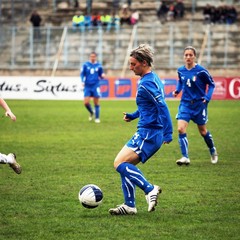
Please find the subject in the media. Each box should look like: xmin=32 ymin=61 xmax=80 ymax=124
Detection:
xmin=109 ymin=44 xmax=173 ymax=215
xmin=80 ymin=52 xmax=105 ymax=123
xmin=173 ymin=46 xmax=218 ymax=165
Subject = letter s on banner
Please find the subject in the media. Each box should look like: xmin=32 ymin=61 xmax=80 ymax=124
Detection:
xmin=229 ymin=78 xmax=240 ymax=99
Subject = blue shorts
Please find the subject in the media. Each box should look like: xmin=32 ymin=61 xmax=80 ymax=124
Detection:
xmin=84 ymin=83 xmax=101 ymax=98
xmin=176 ymin=100 xmax=208 ymax=125
xmin=126 ymin=128 xmax=164 ymax=163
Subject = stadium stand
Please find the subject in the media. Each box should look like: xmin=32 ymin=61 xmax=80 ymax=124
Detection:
xmin=0 ymin=0 xmax=239 ymax=76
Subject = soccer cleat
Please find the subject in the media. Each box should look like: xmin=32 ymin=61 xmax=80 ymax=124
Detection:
xmin=145 ymin=185 xmax=162 ymax=212
xmin=176 ymin=156 xmax=190 ymax=166
xmin=95 ymin=118 xmax=100 ymax=123
xmin=211 ymin=150 xmax=218 ymax=164
xmin=8 ymin=153 xmax=22 ymax=174
xmin=109 ymin=204 xmax=137 ymax=215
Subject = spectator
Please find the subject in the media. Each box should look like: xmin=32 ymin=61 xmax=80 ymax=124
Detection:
xmin=174 ymin=0 xmax=185 ymax=19
xmin=203 ymin=4 xmax=212 ymax=24
xmin=72 ymin=12 xmax=85 ymax=32
xmin=166 ymin=4 xmax=175 ymax=21
xmin=101 ymin=12 xmax=112 ymax=29
xmin=29 ymin=10 xmax=42 ymax=40
xmin=119 ymin=4 xmax=131 ymax=25
xmin=107 ymin=11 xmax=120 ymax=32
xmin=130 ymin=9 xmax=140 ymax=25
xmin=226 ymin=5 xmax=238 ymax=24
xmin=91 ymin=12 xmax=101 ymax=27
xmin=157 ymin=1 xmax=169 ymax=23
xmin=84 ymin=14 xmax=92 ymax=31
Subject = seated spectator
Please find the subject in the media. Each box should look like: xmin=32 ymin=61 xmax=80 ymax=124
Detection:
xmin=119 ymin=4 xmax=131 ymax=25
xmin=101 ymin=12 xmax=112 ymax=29
xmin=203 ymin=4 xmax=212 ymax=24
xmin=130 ymin=9 xmax=139 ymax=25
xmin=72 ymin=12 xmax=85 ymax=32
xmin=157 ymin=1 xmax=169 ymax=23
xmin=91 ymin=12 xmax=101 ymax=27
xmin=167 ymin=4 xmax=175 ymax=21
xmin=107 ymin=11 xmax=120 ymax=32
xmin=174 ymin=0 xmax=185 ymax=19
xmin=84 ymin=14 xmax=92 ymax=31
xmin=226 ymin=5 xmax=238 ymax=24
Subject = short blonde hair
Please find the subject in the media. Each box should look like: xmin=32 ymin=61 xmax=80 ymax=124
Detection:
xmin=130 ymin=44 xmax=154 ymax=67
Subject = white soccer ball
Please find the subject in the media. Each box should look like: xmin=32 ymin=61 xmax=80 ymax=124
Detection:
xmin=78 ymin=184 xmax=103 ymax=209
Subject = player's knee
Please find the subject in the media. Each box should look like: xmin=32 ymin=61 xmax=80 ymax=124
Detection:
xmin=177 ymin=126 xmax=185 ymax=134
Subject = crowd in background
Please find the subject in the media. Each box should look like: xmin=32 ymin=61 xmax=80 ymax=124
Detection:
xmin=203 ymin=4 xmax=238 ymax=24
xmin=72 ymin=2 xmax=139 ymax=32
xmin=157 ymin=0 xmax=185 ymax=23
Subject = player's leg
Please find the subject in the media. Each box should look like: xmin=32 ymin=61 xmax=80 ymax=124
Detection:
xmin=195 ymin=103 xmax=218 ymax=164
xmin=198 ymin=125 xmax=218 ymax=164
xmin=93 ymin=97 xmax=100 ymax=123
xmin=83 ymin=94 xmax=94 ymax=121
xmin=0 ymin=153 xmax=21 ymax=174
xmin=93 ymin=85 xmax=101 ymax=123
xmin=176 ymin=119 xmax=190 ymax=165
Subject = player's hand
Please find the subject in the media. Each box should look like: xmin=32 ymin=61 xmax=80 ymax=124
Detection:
xmin=123 ymin=112 xmax=132 ymax=122
xmin=5 ymin=111 xmax=16 ymax=121
xmin=172 ymin=90 xmax=178 ymax=97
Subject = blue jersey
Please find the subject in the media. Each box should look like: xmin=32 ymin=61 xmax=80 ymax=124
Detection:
xmin=126 ymin=72 xmax=173 ymax=142
xmin=176 ymin=64 xmax=215 ymax=102
xmin=80 ymin=61 xmax=104 ymax=86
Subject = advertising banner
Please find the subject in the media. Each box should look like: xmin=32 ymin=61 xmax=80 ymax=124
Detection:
xmin=0 ymin=76 xmax=239 ymax=100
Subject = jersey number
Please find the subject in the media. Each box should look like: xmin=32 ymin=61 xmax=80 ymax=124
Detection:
xmin=186 ymin=79 xmax=191 ymax=87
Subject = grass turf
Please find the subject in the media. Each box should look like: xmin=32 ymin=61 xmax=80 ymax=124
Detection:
xmin=0 ymin=100 xmax=239 ymax=240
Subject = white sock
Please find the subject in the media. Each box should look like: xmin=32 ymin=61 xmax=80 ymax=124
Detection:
xmin=0 ymin=153 xmax=13 ymax=164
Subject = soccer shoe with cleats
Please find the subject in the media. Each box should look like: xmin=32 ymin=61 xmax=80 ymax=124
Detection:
xmin=145 ymin=185 xmax=162 ymax=212
xmin=176 ymin=156 xmax=190 ymax=166
xmin=8 ymin=153 xmax=22 ymax=174
xmin=211 ymin=150 xmax=218 ymax=164
xmin=109 ymin=204 xmax=137 ymax=215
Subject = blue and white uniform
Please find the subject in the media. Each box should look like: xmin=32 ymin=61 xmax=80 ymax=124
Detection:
xmin=175 ymin=64 xmax=217 ymax=159
xmin=80 ymin=61 xmax=104 ymax=98
xmin=176 ymin=64 xmax=215 ymax=125
xmin=125 ymin=71 xmax=173 ymax=163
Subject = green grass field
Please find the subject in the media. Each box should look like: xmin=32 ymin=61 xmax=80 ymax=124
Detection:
xmin=0 ymin=100 xmax=239 ymax=240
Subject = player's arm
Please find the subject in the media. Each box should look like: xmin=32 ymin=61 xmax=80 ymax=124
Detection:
xmin=199 ymin=70 xmax=215 ymax=102
xmin=0 ymin=98 xmax=16 ymax=121
xmin=123 ymin=110 xmax=139 ymax=122
xmin=173 ymin=71 xmax=183 ymax=97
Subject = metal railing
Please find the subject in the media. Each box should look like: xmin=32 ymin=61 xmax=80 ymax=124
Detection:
xmin=0 ymin=22 xmax=239 ymax=71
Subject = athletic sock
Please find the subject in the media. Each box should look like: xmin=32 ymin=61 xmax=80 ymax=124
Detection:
xmin=95 ymin=105 xmax=100 ymax=119
xmin=203 ymin=131 xmax=216 ymax=155
xmin=178 ymin=133 xmax=189 ymax=158
xmin=116 ymin=162 xmax=154 ymax=194
xmin=85 ymin=103 xmax=93 ymax=115
xmin=120 ymin=174 xmax=136 ymax=207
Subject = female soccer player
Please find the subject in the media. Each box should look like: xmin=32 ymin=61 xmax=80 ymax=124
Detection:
xmin=0 ymin=98 xmax=21 ymax=174
xmin=173 ymin=46 xmax=218 ymax=165
xmin=109 ymin=44 xmax=173 ymax=215
xmin=80 ymin=52 xmax=105 ymax=123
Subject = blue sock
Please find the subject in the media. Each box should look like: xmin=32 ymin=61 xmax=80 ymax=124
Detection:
xmin=116 ymin=162 xmax=154 ymax=194
xmin=85 ymin=103 xmax=93 ymax=115
xmin=120 ymin=174 xmax=136 ymax=207
xmin=203 ymin=131 xmax=216 ymax=155
xmin=179 ymin=133 xmax=189 ymax=158
xmin=95 ymin=105 xmax=100 ymax=119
